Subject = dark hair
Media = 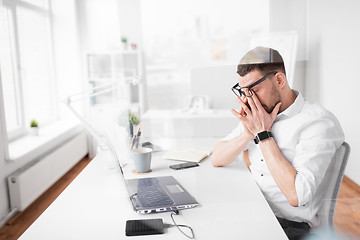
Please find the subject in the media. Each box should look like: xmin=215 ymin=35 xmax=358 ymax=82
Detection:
xmin=237 ymin=62 xmax=286 ymax=77
xmin=236 ymin=47 xmax=286 ymax=77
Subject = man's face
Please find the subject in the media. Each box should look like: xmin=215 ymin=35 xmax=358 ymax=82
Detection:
xmin=238 ymin=70 xmax=281 ymax=113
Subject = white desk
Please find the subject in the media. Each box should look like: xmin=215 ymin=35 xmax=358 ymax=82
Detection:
xmin=19 ymin=138 xmax=287 ymax=240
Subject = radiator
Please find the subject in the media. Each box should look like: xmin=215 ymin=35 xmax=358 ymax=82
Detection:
xmin=7 ymin=132 xmax=88 ymax=211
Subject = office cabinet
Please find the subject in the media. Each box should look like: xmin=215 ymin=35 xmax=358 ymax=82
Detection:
xmin=85 ymin=50 xmax=146 ymax=111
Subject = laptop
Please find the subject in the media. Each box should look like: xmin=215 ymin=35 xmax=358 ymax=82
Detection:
xmin=114 ymin=150 xmax=199 ymax=214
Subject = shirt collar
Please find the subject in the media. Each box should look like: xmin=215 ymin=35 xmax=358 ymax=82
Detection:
xmin=276 ymin=90 xmax=305 ymax=120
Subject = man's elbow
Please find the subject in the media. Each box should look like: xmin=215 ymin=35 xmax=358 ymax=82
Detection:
xmin=288 ymin=195 xmax=299 ymax=207
xmin=212 ymin=162 xmax=224 ymax=167
xmin=211 ymin=156 xmax=224 ymax=167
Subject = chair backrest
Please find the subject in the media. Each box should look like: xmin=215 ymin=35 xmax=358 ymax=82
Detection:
xmin=316 ymin=142 xmax=351 ymax=228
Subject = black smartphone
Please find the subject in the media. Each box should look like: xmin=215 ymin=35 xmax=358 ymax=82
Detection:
xmin=170 ymin=162 xmax=199 ymax=170
xmin=125 ymin=219 xmax=164 ymax=236
xmin=142 ymin=141 xmax=153 ymax=148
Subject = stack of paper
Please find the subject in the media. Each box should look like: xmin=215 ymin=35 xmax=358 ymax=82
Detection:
xmin=162 ymin=148 xmax=212 ymax=163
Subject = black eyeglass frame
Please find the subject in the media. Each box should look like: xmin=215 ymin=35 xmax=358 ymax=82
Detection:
xmin=231 ymin=71 xmax=278 ymax=98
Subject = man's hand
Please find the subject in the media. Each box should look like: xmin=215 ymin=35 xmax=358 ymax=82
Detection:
xmin=231 ymin=91 xmax=281 ymax=136
xmin=231 ymin=95 xmax=253 ymax=137
xmin=231 ymin=91 xmax=299 ymax=206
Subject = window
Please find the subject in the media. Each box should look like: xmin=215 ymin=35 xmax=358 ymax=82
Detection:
xmin=0 ymin=0 xmax=56 ymax=140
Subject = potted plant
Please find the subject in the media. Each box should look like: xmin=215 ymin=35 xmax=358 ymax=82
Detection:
xmin=128 ymin=110 xmax=140 ymax=137
xmin=121 ymin=36 xmax=128 ymax=50
xmin=30 ymin=120 xmax=39 ymax=136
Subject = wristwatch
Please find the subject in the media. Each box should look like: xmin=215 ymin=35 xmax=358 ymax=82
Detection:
xmin=254 ymin=131 xmax=273 ymax=144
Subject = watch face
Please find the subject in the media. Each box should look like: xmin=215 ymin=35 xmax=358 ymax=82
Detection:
xmin=258 ymin=131 xmax=269 ymax=140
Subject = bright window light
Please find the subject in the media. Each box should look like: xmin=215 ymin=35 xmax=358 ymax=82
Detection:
xmin=0 ymin=7 xmax=22 ymax=132
xmin=17 ymin=5 xmax=56 ymax=125
xmin=0 ymin=0 xmax=56 ymax=139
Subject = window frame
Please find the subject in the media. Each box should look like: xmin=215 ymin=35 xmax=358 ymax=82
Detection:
xmin=0 ymin=0 xmax=57 ymax=141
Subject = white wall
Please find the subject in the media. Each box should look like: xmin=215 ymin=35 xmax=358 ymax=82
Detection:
xmin=0 ymin=83 xmax=9 ymax=224
xmin=76 ymin=0 xmax=121 ymax=51
xmin=117 ymin=0 xmax=143 ymax=49
xmin=52 ymin=0 xmax=83 ymax=117
xmin=269 ymin=0 xmax=307 ymax=94
xmin=271 ymin=0 xmax=360 ymax=185
xmin=140 ymin=0 xmax=270 ymax=110
xmin=306 ymin=0 xmax=360 ymax=185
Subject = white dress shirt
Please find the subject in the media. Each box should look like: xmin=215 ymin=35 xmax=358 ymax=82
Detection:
xmin=221 ymin=91 xmax=344 ymax=227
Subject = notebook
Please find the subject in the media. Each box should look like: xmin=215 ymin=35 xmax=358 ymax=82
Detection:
xmin=162 ymin=147 xmax=212 ymax=163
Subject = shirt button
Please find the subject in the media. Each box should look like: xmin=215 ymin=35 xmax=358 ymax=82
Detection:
xmin=261 ymin=159 xmax=264 ymax=162
xmin=261 ymin=174 xmax=264 ymax=177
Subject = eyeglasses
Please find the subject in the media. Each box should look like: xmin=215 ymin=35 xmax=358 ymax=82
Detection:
xmin=231 ymin=71 xmax=278 ymax=98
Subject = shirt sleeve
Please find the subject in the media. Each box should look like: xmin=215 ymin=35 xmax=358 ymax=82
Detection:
xmin=220 ymin=122 xmax=245 ymax=142
xmin=293 ymin=114 xmax=344 ymax=207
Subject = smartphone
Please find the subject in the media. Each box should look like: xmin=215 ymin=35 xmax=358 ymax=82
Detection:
xmin=170 ymin=162 xmax=199 ymax=170
xmin=142 ymin=141 xmax=153 ymax=148
xmin=125 ymin=219 xmax=164 ymax=236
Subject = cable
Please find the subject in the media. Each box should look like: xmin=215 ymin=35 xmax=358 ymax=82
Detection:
xmin=164 ymin=211 xmax=195 ymax=239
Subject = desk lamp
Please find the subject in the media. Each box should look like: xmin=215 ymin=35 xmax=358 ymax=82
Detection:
xmin=63 ymin=79 xmax=137 ymax=166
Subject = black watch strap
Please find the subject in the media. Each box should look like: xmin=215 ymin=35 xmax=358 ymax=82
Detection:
xmin=254 ymin=131 xmax=273 ymax=144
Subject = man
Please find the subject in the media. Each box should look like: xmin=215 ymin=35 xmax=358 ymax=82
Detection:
xmin=211 ymin=47 xmax=344 ymax=240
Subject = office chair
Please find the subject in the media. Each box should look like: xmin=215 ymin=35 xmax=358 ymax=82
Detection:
xmin=316 ymin=142 xmax=351 ymax=230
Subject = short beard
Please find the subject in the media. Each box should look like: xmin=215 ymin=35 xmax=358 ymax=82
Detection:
xmin=263 ymin=101 xmax=281 ymax=114
xmin=263 ymin=85 xmax=281 ymax=114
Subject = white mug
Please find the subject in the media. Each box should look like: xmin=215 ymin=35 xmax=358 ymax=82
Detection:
xmin=132 ymin=147 xmax=152 ymax=173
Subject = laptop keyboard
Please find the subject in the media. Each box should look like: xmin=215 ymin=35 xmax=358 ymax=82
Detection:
xmin=136 ymin=178 xmax=174 ymax=208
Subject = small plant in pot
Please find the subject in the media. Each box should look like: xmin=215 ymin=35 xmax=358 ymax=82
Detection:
xmin=121 ymin=36 xmax=128 ymax=50
xmin=30 ymin=120 xmax=39 ymax=136
xmin=128 ymin=110 xmax=140 ymax=137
